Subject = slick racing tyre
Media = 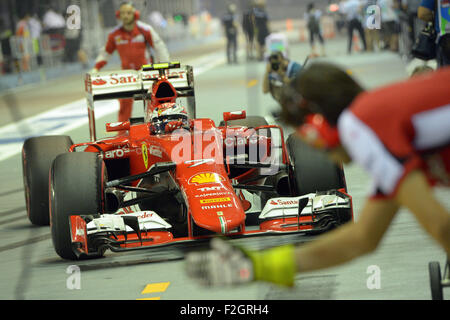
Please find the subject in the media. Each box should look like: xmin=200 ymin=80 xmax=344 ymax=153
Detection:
xmin=287 ymin=133 xmax=346 ymax=196
xmin=429 ymin=261 xmax=443 ymax=300
xmin=50 ymin=152 xmax=106 ymax=260
xmin=22 ymin=135 xmax=73 ymax=226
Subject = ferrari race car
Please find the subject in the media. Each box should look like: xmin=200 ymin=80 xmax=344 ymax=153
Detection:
xmin=22 ymin=62 xmax=353 ymax=260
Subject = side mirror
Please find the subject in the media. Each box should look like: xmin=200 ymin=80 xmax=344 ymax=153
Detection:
xmin=223 ymin=111 xmax=246 ymax=125
xmin=106 ymin=121 xmax=130 ymax=132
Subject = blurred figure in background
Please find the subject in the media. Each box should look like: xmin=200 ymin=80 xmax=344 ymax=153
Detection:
xmin=0 ymin=18 xmax=13 ymax=74
xmin=148 ymin=10 xmax=167 ymax=30
xmin=63 ymin=26 xmax=88 ymax=69
xmin=62 ymin=2 xmax=86 ymax=68
xmin=262 ymin=50 xmax=302 ymax=104
xmin=401 ymin=0 xmax=423 ymax=46
xmin=340 ymin=0 xmax=367 ymax=54
xmin=42 ymin=6 xmax=66 ymax=66
xmin=379 ymin=0 xmax=400 ymax=52
xmin=305 ymin=2 xmax=325 ymax=56
xmin=253 ymin=0 xmax=270 ymax=60
xmin=42 ymin=7 xmax=66 ymax=35
xmin=28 ymin=14 xmax=42 ymax=67
xmin=92 ymin=1 xmax=170 ymax=124
xmin=15 ymin=13 xmax=32 ymax=72
xmin=418 ymin=0 xmax=450 ymax=68
xmin=222 ymin=3 xmax=239 ymax=65
xmin=242 ymin=2 xmax=256 ymax=61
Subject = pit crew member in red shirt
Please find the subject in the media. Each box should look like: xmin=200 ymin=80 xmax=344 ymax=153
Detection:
xmin=92 ymin=2 xmax=170 ymax=123
xmin=185 ymin=63 xmax=450 ymax=287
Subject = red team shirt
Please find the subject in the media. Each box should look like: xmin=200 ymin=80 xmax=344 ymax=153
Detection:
xmin=94 ymin=21 xmax=170 ymax=71
xmin=338 ymin=67 xmax=450 ymax=198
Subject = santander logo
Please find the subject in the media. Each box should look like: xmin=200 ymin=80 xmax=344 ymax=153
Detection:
xmin=269 ymin=199 xmax=299 ymax=206
xmin=138 ymin=212 xmax=154 ymax=220
xmin=92 ymin=79 xmax=107 ymax=86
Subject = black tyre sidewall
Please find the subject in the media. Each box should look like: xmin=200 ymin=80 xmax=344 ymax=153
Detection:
xmin=287 ymin=133 xmax=345 ymax=196
xmin=22 ymin=136 xmax=73 ymax=226
xmin=429 ymin=261 xmax=443 ymax=300
xmin=50 ymin=152 xmax=105 ymax=260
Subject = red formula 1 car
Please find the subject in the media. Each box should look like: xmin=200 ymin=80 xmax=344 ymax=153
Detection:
xmin=22 ymin=62 xmax=353 ymax=260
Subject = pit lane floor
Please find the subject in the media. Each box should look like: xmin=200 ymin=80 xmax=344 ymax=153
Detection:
xmin=0 ymin=36 xmax=448 ymax=300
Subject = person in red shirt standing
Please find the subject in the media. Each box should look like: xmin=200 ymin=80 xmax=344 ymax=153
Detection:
xmin=92 ymin=2 xmax=170 ymax=122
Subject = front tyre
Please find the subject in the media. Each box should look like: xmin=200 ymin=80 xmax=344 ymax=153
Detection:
xmin=50 ymin=152 xmax=106 ymax=260
xmin=286 ymin=133 xmax=346 ymax=195
xmin=285 ymin=134 xmax=352 ymax=231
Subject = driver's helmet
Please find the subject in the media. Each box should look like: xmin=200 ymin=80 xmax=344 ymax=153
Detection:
xmin=149 ymin=102 xmax=189 ymax=134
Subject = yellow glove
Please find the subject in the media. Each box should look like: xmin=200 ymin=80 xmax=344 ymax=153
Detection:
xmin=185 ymin=237 xmax=297 ymax=287
xmin=243 ymin=243 xmax=297 ymax=287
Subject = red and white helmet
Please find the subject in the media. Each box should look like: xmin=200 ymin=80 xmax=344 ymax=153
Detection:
xmin=148 ymin=102 xmax=189 ymax=134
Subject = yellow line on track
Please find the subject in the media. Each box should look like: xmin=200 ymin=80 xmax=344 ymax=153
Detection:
xmin=138 ymin=281 xmax=170 ymax=300
xmin=246 ymin=79 xmax=258 ymax=88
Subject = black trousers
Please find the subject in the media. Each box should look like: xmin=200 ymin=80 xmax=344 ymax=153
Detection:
xmin=227 ymin=35 xmax=237 ymax=63
xmin=347 ymin=18 xmax=367 ymax=53
xmin=309 ymin=27 xmax=324 ymax=46
xmin=437 ymin=35 xmax=450 ymax=68
xmin=226 ymin=33 xmax=237 ymax=63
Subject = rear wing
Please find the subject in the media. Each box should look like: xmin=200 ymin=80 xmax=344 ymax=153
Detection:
xmin=84 ymin=62 xmax=195 ymax=141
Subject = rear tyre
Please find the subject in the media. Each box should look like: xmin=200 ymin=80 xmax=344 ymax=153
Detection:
xmin=22 ymin=135 xmax=73 ymax=226
xmin=429 ymin=261 xmax=443 ymax=300
xmin=50 ymin=152 xmax=106 ymax=260
xmin=286 ymin=133 xmax=345 ymax=195
xmin=284 ymin=134 xmax=352 ymax=230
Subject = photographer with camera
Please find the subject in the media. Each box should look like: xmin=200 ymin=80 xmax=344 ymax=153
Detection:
xmin=262 ymin=51 xmax=302 ymax=104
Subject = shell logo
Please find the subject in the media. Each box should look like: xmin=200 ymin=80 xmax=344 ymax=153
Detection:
xmin=189 ymin=172 xmax=224 ymax=185
xmin=92 ymin=79 xmax=107 ymax=86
